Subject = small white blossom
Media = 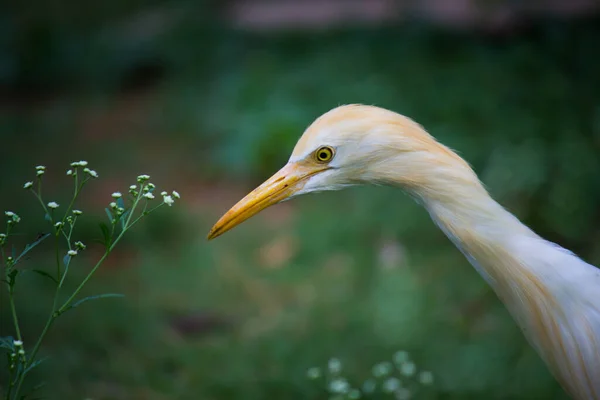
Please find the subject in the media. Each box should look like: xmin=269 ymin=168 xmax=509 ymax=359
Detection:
xmin=382 ymin=377 xmax=401 ymax=393
xmin=83 ymin=168 xmax=98 ymax=178
xmin=47 ymin=202 xmax=59 ymax=209
xmin=0 ymin=233 xmax=6 ymax=238
xmin=399 ymin=361 xmax=416 ymax=377
xmin=5 ymin=211 xmax=15 ymax=217
xmin=66 ymin=169 xmax=73 ymax=176
xmin=137 ymin=174 xmax=150 ymax=183
xmin=418 ymin=371 xmax=434 ymax=385
xmin=329 ymin=378 xmax=350 ymax=394
xmin=111 ymin=192 xmax=122 ymax=198
xmin=13 ymin=340 xmax=23 ymax=347
xmin=373 ymin=362 xmax=392 ymax=377
xmin=75 ymin=241 xmax=86 ymax=250
xmin=172 ymin=190 xmax=180 ymax=199
xmin=109 ymin=202 xmax=117 ymax=209
xmin=129 ymin=185 xmax=137 ymax=190
xmin=36 ymin=170 xmax=45 ymax=176
xmin=393 ymin=351 xmax=410 ymax=365
xmin=306 ymin=367 xmax=321 ymax=379
xmin=163 ymin=195 xmax=175 ymax=207
xmin=67 ymin=250 xmax=77 ymax=256
xmin=54 ymin=222 xmax=63 ymax=228
xmin=23 ymin=181 xmax=33 ymax=189
xmin=160 ymin=191 xmax=168 ymax=196
xmin=35 ymin=165 xmax=46 ymax=171
xmin=328 ymin=358 xmax=342 ymax=374
xmin=78 ymin=161 xmax=88 ymax=167
xmin=18 ymin=349 xmax=25 ymax=355
xmin=72 ymin=210 xmax=82 ymax=215
xmin=144 ymin=192 xmax=155 ymax=200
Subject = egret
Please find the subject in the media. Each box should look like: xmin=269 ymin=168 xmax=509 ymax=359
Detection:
xmin=207 ymin=104 xmax=600 ymax=399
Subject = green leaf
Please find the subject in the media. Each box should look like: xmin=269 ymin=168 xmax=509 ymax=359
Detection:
xmin=13 ymin=233 xmax=51 ymax=265
xmin=105 ymin=207 xmax=114 ymax=224
xmin=65 ymin=293 xmax=124 ymax=312
xmin=32 ymin=269 xmax=58 ymax=284
xmin=99 ymin=223 xmax=111 ymax=248
xmin=44 ymin=213 xmax=51 ymax=222
xmin=0 ymin=336 xmax=15 ymax=351
xmin=25 ymin=357 xmax=48 ymax=374
xmin=120 ymin=210 xmax=130 ymax=230
xmin=117 ymin=197 xmax=125 ymax=209
xmin=8 ymin=268 xmax=19 ymax=287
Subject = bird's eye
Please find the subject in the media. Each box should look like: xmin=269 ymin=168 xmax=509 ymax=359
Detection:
xmin=314 ymin=146 xmax=335 ymax=163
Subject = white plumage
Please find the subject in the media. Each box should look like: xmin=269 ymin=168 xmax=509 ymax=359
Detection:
xmin=209 ymin=104 xmax=600 ymax=399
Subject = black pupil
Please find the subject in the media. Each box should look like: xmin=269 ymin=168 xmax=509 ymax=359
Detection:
xmin=319 ymin=151 xmax=328 ymax=160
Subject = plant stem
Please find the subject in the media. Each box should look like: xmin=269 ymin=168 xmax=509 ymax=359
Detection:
xmin=8 ymin=288 xmax=22 ymax=342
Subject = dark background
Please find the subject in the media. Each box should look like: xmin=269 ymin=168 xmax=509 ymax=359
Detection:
xmin=1 ymin=0 xmax=600 ymax=398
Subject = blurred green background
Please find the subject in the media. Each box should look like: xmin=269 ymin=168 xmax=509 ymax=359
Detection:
xmin=1 ymin=0 xmax=600 ymax=398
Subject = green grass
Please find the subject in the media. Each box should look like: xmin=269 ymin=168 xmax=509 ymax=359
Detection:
xmin=2 ymin=14 xmax=600 ymax=399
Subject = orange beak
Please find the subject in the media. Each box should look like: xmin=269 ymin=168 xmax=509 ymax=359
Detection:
xmin=207 ymin=163 xmax=326 ymax=240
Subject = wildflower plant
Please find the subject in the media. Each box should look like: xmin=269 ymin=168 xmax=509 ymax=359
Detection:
xmin=0 ymin=162 xmax=180 ymax=400
xmin=306 ymin=350 xmax=434 ymax=399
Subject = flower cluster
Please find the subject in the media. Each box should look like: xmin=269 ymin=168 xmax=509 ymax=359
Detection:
xmin=306 ymin=350 xmax=434 ymax=399
xmin=2 ymin=160 xmax=181 ymax=400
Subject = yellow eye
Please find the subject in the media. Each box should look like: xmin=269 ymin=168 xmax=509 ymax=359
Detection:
xmin=314 ymin=146 xmax=334 ymax=163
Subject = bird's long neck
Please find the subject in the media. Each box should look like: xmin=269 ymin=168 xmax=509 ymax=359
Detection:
xmin=396 ymin=153 xmax=541 ymax=293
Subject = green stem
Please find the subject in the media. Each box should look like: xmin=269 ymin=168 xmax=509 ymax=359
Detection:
xmin=8 ymin=288 xmax=22 ymax=342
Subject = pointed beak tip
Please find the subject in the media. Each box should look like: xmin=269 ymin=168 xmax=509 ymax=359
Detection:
xmin=205 ymin=163 xmax=321 ymax=242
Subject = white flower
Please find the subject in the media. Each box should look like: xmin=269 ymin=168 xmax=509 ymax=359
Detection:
xmin=328 ymin=358 xmax=342 ymax=374
xmin=172 ymin=190 xmax=180 ymax=199
xmin=393 ymin=351 xmax=410 ymax=365
xmin=306 ymin=367 xmax=321 ymax=380
xmin=160 ymin=191 xmax=168 ymax=196
xmin=72 ymin=210 xmax=82 ymax=215
xmin=36 ymin=170 xmax=45 ymax=176
xmin=35 ymin=165 xmax=46 ymax=171
xmin=0 ymin=233 xmax=6 ymax=238
xmin=83 ymin=168 xmax=98 ymax=178
xmin=66 ymin=169 xmax=73 ymax=176
xmin=163 ymin=195 xmax=174 ymax=207
xmin=54 ymin=222 xmax=63 ymax=228
xmin=23 ymin=181 xmax=33 ymax=189
xmin=109 ymin=202 xmax=117 ymax=209
xmin=13 ymin=340 xmax=23 ymax=347
xmin=382 ymin=377 xmax=400 ymax=393
xmin=329 ymin=378 xmax=350 ymax=394
xmin=75 ymin=241 xmax=86 ymax=250
xmin=372 ymin=362 xmax=392 ymax=377
xmin=18 ymin=349 xmax=25 ymax=355
xmin=137 ymin=174 xmax=150 ymax=183
xmin=144 ymin=192 xmax=155 ymax=200
xmin=67 ymin=250 xmax=77 ymax=256
xmin=418 ymin=371 xmax=434 ymax=385
xmin=399 ymin=361 xmax=416 ymax=377
xmin=362 ymin=379 xmax=376 ymax=394
xmin=111 ymin=192 xmax=122 ymax=198
xmin=47 ymin=202 xmax=59 ymax=209
xmin=5 ymin=211 xmax=15 ymax=217
xmin=78 ymin=161 xmax=88 ymax=167
xmin=129 ymin=185 xmax=137 ymax=190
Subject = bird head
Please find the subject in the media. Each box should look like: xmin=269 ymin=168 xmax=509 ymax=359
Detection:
xmin=207 ymin=104 xmax=470 ymax=240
